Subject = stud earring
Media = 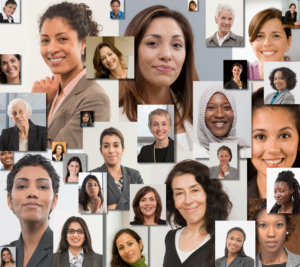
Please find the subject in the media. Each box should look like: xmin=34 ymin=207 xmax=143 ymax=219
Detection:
xmin=82 ymin=50 xmax=85 ymax=55
xmin=286 ymin=232 xmax=289 ymax=235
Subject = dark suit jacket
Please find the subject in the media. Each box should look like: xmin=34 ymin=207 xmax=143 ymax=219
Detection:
xmin=52 ymin=154 xmax=63 ymax=161
xmin=3 ymin=226 xmax=53 ymax=267
xmin=215 ymin=255 xmax=254 ymax=267
xmin=130 ymin=219 xmax=167 ymax=225
xmin=0 ymin=119 xmax=47 ymax=151
xmin=138 ymin=137 xmax=174 ymax=163
xmin=0 ymin=12 xmax=14 ymax=23
xmin=90 ymin=163 xmax=144 ymax=210
xmin=284 ymin=11 xmax=297 ymax=25
xmin=53 ymin=251 xmax=103 ymax=267
xmin=224 ymin=79 xmax=247 ymax=89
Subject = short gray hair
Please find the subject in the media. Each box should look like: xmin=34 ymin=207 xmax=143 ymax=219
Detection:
xmin=7 ymin=98 xmax=32 ymax=119
xmin=215 ymin=2 xmax=235 ymax=19
xmin=148 ymin=108 xmax=172 ymax=129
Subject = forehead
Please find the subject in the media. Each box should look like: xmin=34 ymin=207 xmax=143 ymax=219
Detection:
xmin=208 ymin=93 xmax=229 ymax=104
xmin=102 ymin=134 xmax=121 ymax=143
xmin=228 ymin=230 xmax=244 ymax=239
xmin=100 ymin=46 xmax=113 ymax=56
xmin=275 ymin=181 xmax=289 ymax=188
xmin=219 ymin=9 xmax=233 ymax=18
xmin=12 ymin=102 xmax=26 ymax=111
xmin=69 ymin=161 xmax=79 ymax=165
xmin=87 ymin=178 xmax=97 ymax=184
xmin=14 ymin=165 xmax=52 ymax=183
xmin=172 ymin=173 xmax=200 ymax=189
xmin=40 ymin=17 xmax=78 ymax=37
xmin=69 ymin=222 xmax=83 ymax=229
xmin=233 ymin=66 xmax=241 ymax=70
xmin=83 ymin=113 xmax=89 ymax=116
xmin=256 ymin=208 xmax=286 ymax=223
xmin=219 ymin=150 xmax=229 ymax=155
xmin=152 ymin=114 xmax=168 ymax=122
xmin=141 ymin=191 xmax=155 ymax=198
xmin=1 ymin=54 xmax=17 ymax=62
xmin=274 ymin=71 xmax=284 ymax=77
xmin=259 ymin=18 xmax=284 ymax=33
xmin=116 ymin=233 xmax=135 ymax=246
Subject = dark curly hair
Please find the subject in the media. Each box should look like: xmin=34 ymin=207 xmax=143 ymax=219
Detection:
xmin=270 ymin=170 xmax=300 ymax=213
xmin=248 ymin=198 xmax=298 ymax=243
xmin=165 ymin=160 xmax=232 ymax=267
xmin=38 ymin=1 xmax=102 ymax=62
xmin=0 ymin=54 xmax=21 ymax=84
xmin=269 ymin=67 xmax=297 ymax=91
xmin=6 ymin=154 xmax=60 ymax=219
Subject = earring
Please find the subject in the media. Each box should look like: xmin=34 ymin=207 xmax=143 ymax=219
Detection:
xmin=292 ymin=195 xmax=294 ymax=202
xmin=287 ymin=232 xmax=289 ymax=235
xmin=286 ymin=49 xmax=289 ymax=52
xmin=81 ymin=50 xmax=85 ymax=55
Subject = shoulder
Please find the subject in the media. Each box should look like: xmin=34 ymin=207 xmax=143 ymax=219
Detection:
xmin=122 ymin=165 xmax=141 ymax=178
xmin=139 ymin=144 xmax=153 ymax=153
xmin=76 ymin=78 xmax=109 ymax=98
xmin=285 ymin=247 xmax=300 ymax=261
xmin=243 ymin=256 xmax=254 ymax=264
xmin=224 ymin=80 xmax=233 ymax=88
xmin=158 ymin=219 xmax=167 ymax=225
xmin=206 ymin=33 xmax=217 ymax=46
xmin=3 ymin=240 xmax=17 ymax=246
xmin=89 ymin=166 xmax=103 ymax=172
xmin=87 ymin=252 xmax=102 ymax=262
xmin=165 ymin=229 xmax=178 ymax=242
xmin=130 ymin=220 xmax=142 ymax=225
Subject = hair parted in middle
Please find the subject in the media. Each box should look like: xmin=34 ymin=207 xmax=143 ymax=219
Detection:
xmin=188 ymin=1 xmax=197 ymax=11
xmin=56 ymin=216 xmax=95 ymax=255
xmin=217 ymin=145 xmax=233 ymax=162
xmin=119 ymin=5 xmax=199 ymax=128
xmin=100 ymin=127 xmax=125 ymax=148
xmin=222 ymin=227 xmax=247 ymax=259
xmin=65 ymin=156 xmax=83 ymax=182
xmin=148 ymin=108 xmax=172 ymax=129
xmin=52 ymin=143 xmax=65 ymax=155
xmin=1 ymin=247 xmax=16 ymax=267
xmin=132 ymin=186 xmax=163 ymax=224
xmin=269 ymin=67 xmax=297 ymax=91
xmin=81 ymin=111 xmax=93 ymax=126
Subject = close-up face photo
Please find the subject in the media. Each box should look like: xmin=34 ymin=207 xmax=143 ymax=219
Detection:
xmin=274 ymin=181 xmax=294 ymax=206
xmin=66 ymin=221 xmax=85 ymax=248
xmin=150 ymin=115 xmax=171 ymax=141
xmin=11 ymin=102 xmax=29 ymax=127
xmin=139 ymin=191 xmax=157 ymax=218
xmin=215 ymin=10 xmax=234 ymax=36
xmin=218 ymin=150 xmax=231 ymax=165
xmin=0 ymin=54 xmax=20 ymax=83
xmin=232 ymin=66 xmax=242 ymax=78
xmin=100 ymin=46 xmax=120 ymax=71
xmin=68 ymin=161 xmax=80 ymax=176
xmin=82 ymin=114 xmax=90 ymax=123
xmin=273 ymin=71 xmax=287 ymax=91
xmin=289 ymin=4 xmax=296 ymax=13
xmin=100 ymin=134 xmax=125 ymax=166
xmin=0 ymin=151 xmax=13 ymax=170
xmin=2 ymin=250 xmax=11 ymax=263
xmin=226 ymin=230 xmax=244 ymax=253
xmin=85 ymin=178 xmax=100 ymax=198
xmin=4 ymin=3 xmax=17 ymax=17
xmin=111 ymin=1 xmax=120 ymax=15
xmin=56 ymin=145 xmax=63 ymax=155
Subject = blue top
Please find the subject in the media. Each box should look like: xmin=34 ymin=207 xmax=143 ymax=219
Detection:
xmin=271 ymin=88 xmax=288 ymax=104
xmin=110 ymin=10 xmax=124 ymax=19
xmin=225 ymin=262 xmax=228 ymax=267
xmin=81 ymin=123 xmax=88 ymax=127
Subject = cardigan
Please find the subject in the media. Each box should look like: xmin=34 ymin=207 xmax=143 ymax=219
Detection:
xmin=284 ymin=11 xmax=297 ymax=25
xmin=53 ymin=250 xmax=103 ymax=267
xmin=209 ymin=164 xmax=238 ymax=179
xmin=206 ymin=31 xmax=244 ymax=47
xmin=224 ymin=79 xmax=247 ymax=89
xmin=215 ymin=255 xmax=254 ymax=267
xmin=264 ymin=90 xmax=295 ymax=104
xmin=163 ymin=229 xmax=212 ymax=267
xmin=138 ymin=137 xmax=174 ymax=163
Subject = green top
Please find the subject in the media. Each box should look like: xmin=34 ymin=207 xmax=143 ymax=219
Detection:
xmin=129 ymin=256 xmax=148 ymax=267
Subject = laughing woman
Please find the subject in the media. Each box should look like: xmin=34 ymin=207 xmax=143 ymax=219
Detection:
xmin=32 ymin=2 xmax=111 ymax=148
xmin=0 ymin=0 xmax=17 ymax=23
xmin=0 ymin=55 xmax=20 ymax=84
xmin=1 ymin=248 xmax=16 ymax=267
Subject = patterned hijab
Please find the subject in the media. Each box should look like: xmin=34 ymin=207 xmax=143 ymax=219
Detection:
xmin=197 ymin=84 xmax=250 ymax=154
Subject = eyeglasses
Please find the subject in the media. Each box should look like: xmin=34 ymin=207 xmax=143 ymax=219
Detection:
xmin=67 ymin=229 xmax=85 ymax=235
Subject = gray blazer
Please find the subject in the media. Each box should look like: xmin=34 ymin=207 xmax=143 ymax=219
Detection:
xmin=53 ymin=251 xmax=102 ymax=267
xmin=256 ymin=248 xmax=300 ymax=267
xmin=3 ymin=226 xmax=53 ymax=267
xmin=90 ymin=163 xmax=144 ymax=210
xmin=209 ymin=164 xmax=238 ymax=179
xmin=216 ymin=255 xmax=254 ymax=267
xmin=264 ymin=90 xmax=295 ymax=104
xmin=206 ymin=31 xmax=244 ymax=47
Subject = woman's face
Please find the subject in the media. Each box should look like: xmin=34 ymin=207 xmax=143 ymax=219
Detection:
xmin=40 ymin=18 xmax=85 ymax=75
xmin=252 ymin=108 xmax=299 ymax=178
xmin=2 ymin=250 xmax=11 ymax=262
xmin=11 ymin=102 xmax=29 ymax=128
xmin=205 ymin=93 xmax=234 ymax=137
xmin=190 ymin=3 xmax=196 ymax=11
xmin=111 ymin=1 xmax=120 ymax=15
xmin=150 ymin=114 xmax=171 ymax=142
xmin=100 ymin=135 xmax=125 ymax=166
xmin=116 ymin=233 xmax=143 ymax=264
xmin=172 ymin=173 xmax=207 ymax=226
xmin=232 ymin=66 xmax=242 ymax=79
xmin=7 ymin=166 xmax=58 ymax=223
xmin=4 ymin=3 xmax=16 ymax=18
xmin=0 ymin=151 xmax=13 ymax=168
xmin=274 ymin=181 xmax=294 ymax=206
xmin=100 ymin=46 xmax=120 ymax=71
xmin=66 ymin=222 xmax=85 ymax=248
xmin=0 ymin=54 xmax=20 ymax=82
xmin=139 ymin=191 xmax=157 ymax=218
xmin=56 ymin=145 xmax=63 ymax=155
xmin=250 ymin=18 xmax=292 ymax=64
xmin=82 ymin=113 xmax=90 ymax=123
xmin=138 ymin=17 xmax=186 ymax=90
xmin=273 ymin=71 xmax=287 ymax=92
xmin=290 ymin=5 xmax=296 ymax=14
xmin=85 ymin=178 xmax=99 ymax=198
xmin=226 ymin=230 xmax=244 ymax=254
xmin=218 ymin=150 xmax=230 ymax=165
xmin=215 ymin=10 xmax=233 ymax=36
xmin=256 ymin=209 xmax=287 ymax=253
xmin=68 ymin=161 xmax=80 ymax=176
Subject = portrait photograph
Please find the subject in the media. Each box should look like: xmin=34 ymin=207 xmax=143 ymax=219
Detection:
xmin=223 ymin=60 xmax=248 ymax=89
xmin=62 ymin=153 xmax=87 ymax=183
xmin=0 ymin=0 xmax=20 ymax=23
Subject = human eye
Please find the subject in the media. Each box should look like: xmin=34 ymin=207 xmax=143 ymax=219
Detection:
xmin=147 ymin=41 xmax=158 ymax=47
xmin=68 ymin=229 xmax=75 ymax=234
xmin=254 ymin=134 xmax=266 ymax=140
xmin=257 ymin=34 xmax=264 ymax=39
xmin=59 ymin=37 xmax=68 ymax=42
xmin=273 ymin=34 xmax=281 ymax=38
xmin=41 ymin=38 xmax=49 ymax=44
xmin=17 ymin=184 xmax=26 ymax=189
xmin=11 ymin=59 xmax=16 ymax=63
xmin=78 ymin=230 xmax=84 ymax=235
xmin=206 ymin=105 xmax=215 ymax=110
xmin=259 ymin=223 xmax=266 ymax=228
xmin=192 ymin=189 xmax=199 ymax=193
xmin=103 ymin=145 xmax=108 ymax=148
xmin=279 ymin=133 xmax=291 ymax=139
xmin=175 ymin=191 xmax=183 ymax=196
xmin=172 ymin=43 xmax=183 ymax=48
xmin=224 ymin=105 xmax=232 ymax=110
xmin=39 ymin=185 xmax=49 ymax=190
xmin=114 ymin=144 xmax=119 ymax=148
xmin=276 ymin=223 xmax=284 ymax=227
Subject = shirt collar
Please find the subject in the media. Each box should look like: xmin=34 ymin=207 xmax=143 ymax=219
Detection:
xmin=2 ymin=12 xmax=11 ymax=22
xmin=275 ymin=88 xmax=288 ymax=97
xmin=217 ymin=31 xmax=230 ymax=41
xmin=68 ymin=249 xmax=84 ymax=264
xmin=62 ymin=68 xmax=86 ymax=97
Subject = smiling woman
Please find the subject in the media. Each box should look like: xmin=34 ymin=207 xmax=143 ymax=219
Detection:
xmin=0 ymin=0 xmax=17 ymax=23
xmin=1 ymin=247 xmax=15 ymax=267
xmin=0 ymin=151 xmax=13 ymax=171
xmin=0 ymin=54 xmax=20 ymax=84
xmin=63 ymin=156 xmax=82 ymax=183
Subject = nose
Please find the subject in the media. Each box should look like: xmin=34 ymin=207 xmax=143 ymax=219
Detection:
xmin=266 ymin=138 xmax=281 ymax=154
xmin=184 ymin=192 xmax=193 ymax=205
xmin=124 ymin=246 xmax=130 ymax=254
xmin=263 ymin=36 xmax=273 ymax=46
xmin=47 ymin=40 xmax=60 ymax=54
xmin=108 ymin=145 xmax=114 ymax=153
xmin=158 ymin=44 xmax=172 ymax=62
xmin=26 ymin=186 xmax=39 ymax=198
xmin=214 ymin=107 xmax=225 ymax=118
xmin=267 ymin=225 xmax=276 ymax=238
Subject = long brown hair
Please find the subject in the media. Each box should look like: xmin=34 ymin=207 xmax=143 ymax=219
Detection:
xmin=119 ymin=5 xmax=199 ymax=128
xmin=56 ymin=216 xmax=94 ymax=255
xmin=132 ymin=186 xmax=162 ymax=224
xmin=1 ymin=248 xmax=15 ymax=267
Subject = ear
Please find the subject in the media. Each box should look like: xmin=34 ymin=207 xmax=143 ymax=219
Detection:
xmin=249 ymin=38 xmax=253 ymax=48
xmin=7 ymin=193 xmax=13 ymax=211
xmin=215 ymin=16 xmax=218 ymax=24
xmin=286 ymin=36 xmax=292 ymax=51
xmin=50 ymin=193 xmax=59 ymax=212
xmin=139 ymin=240 xmax=143 ymax=251
xmin=290 ymin=187 xmax=295 ymax=195
xmin=122 ymin=146 xmax=125 ymax=155
xmin=99 ymin=147 xmax=102 ymax=155
xmin=81 ymin=38 xmax=86 ymax=52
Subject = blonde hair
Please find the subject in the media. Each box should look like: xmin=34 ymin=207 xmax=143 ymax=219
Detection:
xmin=148 ymin=108 xmax=172 ymax=129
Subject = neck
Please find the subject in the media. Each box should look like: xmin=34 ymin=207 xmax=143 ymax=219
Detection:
xmin=7 ymin=76 xmax=20 ymax=84
xmin=228 ymin=251 xmax=237 ymax=259
xmin=60 ymin=64 xmax=84 ymax=90
xmin=143 ymin=81 xmax=173 ymax=104
xmin=143 ymin=214 xmax=156 ymax=225
xmin=3 ymin=165 xmax=13 ymax=170
xmin=56 ymin=154 xmax=61 ymax=158
xmin=18 ymin=121 xmax=30 ymax=136
xmin=233 ymin=77 xmax=240 ymax=82
xmin=277 ymin=88 xmax=286 ymax=93
xmin=105 ymin=162 xmax=121 ymax=176
xmin=257 ymin=172 xmax=267 ymax=198
xmin=281 ymin=200 xmax=293 ymax=212
xmin=260 ymin=247 xmax=287 ymax=265
xmin=69 ymin=246 xmax=83 ymax=258
xmin=218 ymin=31 xmax=228 ymax=39
xmin=155 ymin=138 xmax=169 ymax=148
xmin=186 ymin=220 xmax=206 ymax=236
xmin=109 ymin=64 xmax=125 ymax=79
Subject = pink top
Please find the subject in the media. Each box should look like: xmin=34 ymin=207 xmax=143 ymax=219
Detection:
xmin=48 ymin=69 xmax=86 ymax=123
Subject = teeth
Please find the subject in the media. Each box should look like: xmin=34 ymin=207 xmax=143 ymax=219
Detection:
xmin=50 ymin=58 xmax=63 ymax=62
xmin=213 ymin=122 xmax=225 ymax=127
xmin=264 ymin=159 xmax=283 ymax=164
xmin=8 ymin=69 xmax=16 ymax=73
xmin=262 ymin=51 xmax=276 ymax=55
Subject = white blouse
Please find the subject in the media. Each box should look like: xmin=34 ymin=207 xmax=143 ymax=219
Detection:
xmin=19 ymin=139 xmax=28 ymax=151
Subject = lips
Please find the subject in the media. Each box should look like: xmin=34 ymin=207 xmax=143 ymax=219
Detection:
xmin=48 ymin=57 xmax=65 ymax=66
xmin=107 ymin=61 xmax=115 ymax=68
xmin=126 ymin=254 xmax=134 ymax=259
xmin=154 ymin=65 xmax=173 ymax=73
xmin=266 ymin=241 xmax=278 ymax=247
xmin=212 ymin=121 xmax=227 ymax=128
xmin=263 ymin=158 xmax=283 ymax=167
xmin=144 ymin=207 xmax=153 ymax=212
xmin=261 ymin=51 xmax=276 ymax=57
xmin=24 ymin=202 xmax=41 ymax=208
xmin=185 ymin=206 xmax=198 ymax=213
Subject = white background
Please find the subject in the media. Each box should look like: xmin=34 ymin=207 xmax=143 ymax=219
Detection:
xmin=0 ymin=0 xmax=20 ymax=23
xmin=206 ymin=0 xmax=244 ymax=38
xmin=267 ymin=168 xmax=300 ymax=212
xmin=209 ymin=143 xmax=238 ymax=169
xmin=129 ymin=184 xmax=166 ymax=223
xmin=215 ymin=220 xmax=256 ymax=260
xmin=264 ymin=62 xmax=300 ymax=104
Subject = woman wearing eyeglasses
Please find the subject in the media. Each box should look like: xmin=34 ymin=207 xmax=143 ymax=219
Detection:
xmin=53 ymin=216 xmax=103 ymax=267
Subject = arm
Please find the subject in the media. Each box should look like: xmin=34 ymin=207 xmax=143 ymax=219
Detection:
xmin=136 ymin=172 xmax=144 ymax=184
xmin=41 ymin=127 xmax=47 ymax=151
xmin=284 ymin=11 xmax=295 ymax=25
xmin=115 ymin=196 xmax=129 ymax=210
xmin=0 ymin=130 xmax=6 ymax=150
xmin=244 ymin=257 xmax=255 ymax=267
xmin=138 ymin=147 xmax=146 ymax=162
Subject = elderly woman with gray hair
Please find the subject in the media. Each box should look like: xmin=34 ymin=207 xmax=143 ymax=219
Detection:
xmin=138 ymin=108 xmax=174 ymax=163
xmin=206 ymin=2 xmax=243 ymax=47
xmin=0 ymin=98 xmax=46 ymax=151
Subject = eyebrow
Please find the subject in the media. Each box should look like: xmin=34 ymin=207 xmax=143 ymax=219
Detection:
xmin=144 ymin=34 xmax=184 ymax=40
xmin=252 ymin=126 xmax=294 ymax=133
xmin=258 ymin=31 xmax=283 ymax=34
xmin=207 ymin=102 xmax=231 ymax=105
xmin=103 ymin=142 xmax=120 ymax=145
xmin=173 ymin=184 xmax=200 ymax=191
xmin=15 ymin=178 xmax=50 ymax=183
xmin=41 ymin=32 xmax=70 ymax=37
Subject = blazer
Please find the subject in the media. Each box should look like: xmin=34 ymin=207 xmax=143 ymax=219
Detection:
xmin=224 ymin=79 xmax=247 ymax=89
xmin=206 ymin=31 xmax=244 ymax=47
xmin=47 ymin=76 xmax=111 ymax=148
xmin=0 ymin=119 xmax=47 ymax=151
xmin=0 ymin=12 xmax=14 ymax=23
xmin=53 ymin=250 xmax=103 ymax=267
xmin=138 ymin=137 xmax=174 ymax=163
xmin=89 ymin=163 xmax=144 ymax=210
xmin=284 ymin=11 xmax=297 ymax=25
xmin=130 ymin=219 xmax=167 ymax=225
xmin=256 ymin=247 xmax=300 ymax=267
xmin=3 ymin=226 xmax=53 ymax=267
xmin=264 ymin=90 xmax=295 ymax=104
xmin=52 ymin=154 xmax=63 ymax=161
xmin=209 ymin=164 xmax=238 ymax=179
xmin=215 ymin=255 xmax=254 ymax=267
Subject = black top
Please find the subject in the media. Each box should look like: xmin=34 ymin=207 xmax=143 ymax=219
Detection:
xmin=163 ymin=229 xmax=212 ymax=267
xmin=0 ymin=12 xmax=14 ymax=23
xmin=52 ymin=154 xmax=63 ymax=162
xmin=262 ymin=264 xmax=286 ymax=267
xmin=138 ymin=137 xmax=174 ymax=163
xmin=284 ymin=11 xmax=297 ymax=25
xmin=224 ymin=79 xmax=247 ymax=89
xmin=130 ymin=219 xmax=167 ymax=225
xmin=155 ymin=146 xmax=168 ymax=162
